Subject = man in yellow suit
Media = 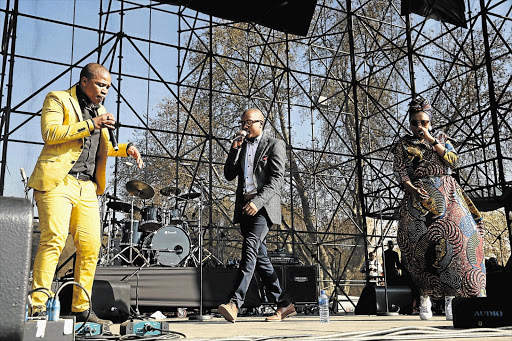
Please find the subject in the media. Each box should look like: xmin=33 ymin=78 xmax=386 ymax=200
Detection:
xmin=28 ymin=63 xmax=143 ymax=324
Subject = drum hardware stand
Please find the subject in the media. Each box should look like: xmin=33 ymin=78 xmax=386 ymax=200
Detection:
xmin=182 ymin=173 xmax=224 ymax=267
xmin=187 ymin=241 xmax=223 ymax=267
xmin=110 ymin=194 xmax=150 ymax=266
xmin=189 ymin=198 xmax=212 ymax=321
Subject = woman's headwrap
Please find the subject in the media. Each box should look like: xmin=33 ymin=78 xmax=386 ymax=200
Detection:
xmin=408 ymin=96 xmax=432 ymax=120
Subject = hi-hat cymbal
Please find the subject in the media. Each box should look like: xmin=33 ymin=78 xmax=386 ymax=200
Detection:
xmin=176 ymin=192 xmax=201 ymax=200
xmin=107 ymin=201 xmax=140 ymax=214
xmin=126 ymin=180 xmax=155 ymax=199
xmin=160 ymin=186 xmax=181 ymax=197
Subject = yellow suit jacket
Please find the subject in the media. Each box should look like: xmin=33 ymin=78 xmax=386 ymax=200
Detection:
xmin=28 ymin=85 xmax=129 ymax=195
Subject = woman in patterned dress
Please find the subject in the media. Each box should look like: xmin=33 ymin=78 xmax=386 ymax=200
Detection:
xmin=392 ymin=96 xmax=486 ymax=320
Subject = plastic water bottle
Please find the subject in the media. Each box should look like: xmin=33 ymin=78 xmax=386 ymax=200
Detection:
xmin=318 ymin=290 xmax=329 ymax=323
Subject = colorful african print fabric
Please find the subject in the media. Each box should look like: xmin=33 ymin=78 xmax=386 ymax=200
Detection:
xmin=392 ymin=132 xmax=486 ymax=299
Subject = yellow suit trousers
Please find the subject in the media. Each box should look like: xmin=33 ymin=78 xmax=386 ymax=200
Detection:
xmin=32 ymin=175 xmax=101 ymax=312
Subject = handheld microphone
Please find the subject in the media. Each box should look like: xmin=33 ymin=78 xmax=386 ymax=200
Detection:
xmin=230 ymin=130 xmax=247 ymax=143
xmin=108 ymin=128 xmax=119 ymax=151
xmin=20 ymin=168 xmax=28 ymax=184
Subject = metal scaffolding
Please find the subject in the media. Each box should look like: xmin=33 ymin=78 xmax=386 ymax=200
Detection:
xmin=1 ymin=0 xmax=510 ymax=307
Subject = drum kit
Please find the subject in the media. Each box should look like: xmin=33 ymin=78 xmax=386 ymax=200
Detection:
xmin=99 ymin=179 xmax=219 ymax=267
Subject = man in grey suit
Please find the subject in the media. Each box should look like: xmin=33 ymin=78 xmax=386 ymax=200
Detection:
xmin=218 ymin=108 xmax=295 ymax=323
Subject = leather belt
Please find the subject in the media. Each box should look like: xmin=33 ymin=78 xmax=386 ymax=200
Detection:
xmin=68 ymin=172 xmax=92 ymax=181
xmin=243 ymin=193 xmax=256 ymax=201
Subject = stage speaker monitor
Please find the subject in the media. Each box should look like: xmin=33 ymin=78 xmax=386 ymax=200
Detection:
xmin=0 ymin=197 xmax=33 ymax=341
xmin=355 ymin=285 xmax=413 ymax=315
xmin=59 ymin=279 xmax=131 ymax=322
xmin=452 ymin=296 xmax=512 ymax=328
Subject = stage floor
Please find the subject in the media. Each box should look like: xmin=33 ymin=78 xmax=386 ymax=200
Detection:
xmin=108 ymin=313 xmax=512 ymax=340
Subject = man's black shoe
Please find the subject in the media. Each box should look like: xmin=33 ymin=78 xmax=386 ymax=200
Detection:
xmin=71 ymin=309 xmax=113 ymax=325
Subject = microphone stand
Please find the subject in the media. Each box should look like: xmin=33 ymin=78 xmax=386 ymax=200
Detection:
xmin=20 ymin=168 xmax=30 ymax=201
xmin=189 ymin=198 xmax=212 ymax=321
xmin=121 ymin=262 xmax=148 ymax=318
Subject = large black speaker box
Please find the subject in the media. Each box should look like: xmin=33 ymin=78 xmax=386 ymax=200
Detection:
xmin=269 ymin=265 xmax=317 ymax=304
xmin=453 ymin=296 xmax=512 ymax=328
xmin=59 ymin=279 xmax=131 ymax=322
xmin=355 ymin=285 xmax=413 ymax=315
xmin=203 ymin=267 xmax=261 ymax=308
xmin=0 ymin=197 xmax=33 ymax=341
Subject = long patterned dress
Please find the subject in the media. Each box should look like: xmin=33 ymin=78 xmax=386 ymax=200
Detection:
xmin=392 ymin=132 xmax=486 ymax=298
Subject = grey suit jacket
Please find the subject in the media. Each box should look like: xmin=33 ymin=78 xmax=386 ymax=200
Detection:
xmin=224 ymin=132 xmax=286 ymax=225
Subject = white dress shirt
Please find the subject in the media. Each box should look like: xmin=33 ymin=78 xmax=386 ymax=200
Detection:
xmin=243 ymin=134 xmax=262 ymax=195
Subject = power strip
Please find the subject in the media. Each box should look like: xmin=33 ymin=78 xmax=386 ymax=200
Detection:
xmin=24 ymin=319 xmax=75 ymax=341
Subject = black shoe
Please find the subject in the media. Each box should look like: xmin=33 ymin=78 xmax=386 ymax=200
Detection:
xmin=71 ymin=309 xmax=113 ymax=325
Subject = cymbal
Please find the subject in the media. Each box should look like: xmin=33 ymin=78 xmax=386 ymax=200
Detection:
xmin=160 ymin=186 xmax=181 ymax=197
xmin=176 ymin=192 xmax=201 ymax=200
xmin=107 ymin=201 xmax=140 ymax=213
xmin=126 ymin=180 xmax=154 ymax=199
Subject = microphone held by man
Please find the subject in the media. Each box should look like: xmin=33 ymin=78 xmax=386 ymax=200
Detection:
xmin=108 ymin=128 xmax=118 ymax=151
xmin=230 ymin=130 xmax=247 ymax=149
xmin=92 ymin=113 xmax=118 ymax=150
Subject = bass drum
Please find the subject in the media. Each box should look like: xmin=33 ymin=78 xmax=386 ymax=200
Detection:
xmin=142 ymin=225 xmax=190 ymax=266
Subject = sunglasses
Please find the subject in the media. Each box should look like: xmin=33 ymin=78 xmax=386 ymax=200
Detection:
xmin=410 ymin=120 xmax=430 ymax=127
xmin=239 ymin=119 xmax=264 ymax=127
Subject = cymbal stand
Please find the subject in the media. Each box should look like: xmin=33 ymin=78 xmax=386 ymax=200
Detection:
xmin=187 ymin=239 xmax=223 ymax=267
xmin=110 ymin=194 xmax=150 ymax=266
xmin=190 ymin=174 xmax=224 ymax=267
xmin=189 ymin=198 xmax=212 ymax=321
xmin=98 ymin=207 xmax=114 ymax=265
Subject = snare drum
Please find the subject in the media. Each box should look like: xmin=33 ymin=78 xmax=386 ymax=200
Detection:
xmin=142 ymin=225 xmax=191 ymax=266
xmin=140 ymin=205 xmax=162 ymax=231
